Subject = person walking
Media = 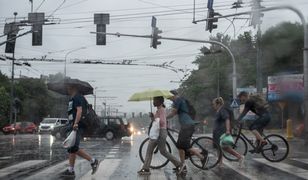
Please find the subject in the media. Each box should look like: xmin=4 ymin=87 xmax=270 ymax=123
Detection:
xmin=138 ymin=96 xmax=183 ymax=175
xmin=62 ymin=84 xmax=100 ymax=177
xmin=212 ymin=97 xmax=244 ymax=167
xmin=166 ymin=90 xmax=207 ymax=174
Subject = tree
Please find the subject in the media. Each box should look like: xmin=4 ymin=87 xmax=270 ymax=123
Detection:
xmin=0 ymin=87 xmax=10 ymax=127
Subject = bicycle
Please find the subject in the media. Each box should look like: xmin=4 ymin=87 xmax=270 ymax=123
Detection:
xmin=223 ymin=122 xmax=289 ymax=162
xmin=139 ymin=127 xmax=222 ymax=170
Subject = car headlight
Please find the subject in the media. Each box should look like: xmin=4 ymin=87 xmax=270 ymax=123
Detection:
xmin=50 ymin=125 xmax=54 ymax=130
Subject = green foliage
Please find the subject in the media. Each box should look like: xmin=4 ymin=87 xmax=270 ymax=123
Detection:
xmin=179 ymin=22 xmax=303 ymax=122
xmin=0 ymin=86 xmax=10 ymax=127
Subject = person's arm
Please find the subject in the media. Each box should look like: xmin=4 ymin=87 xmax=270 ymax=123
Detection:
xmin=166 ymin=108 xmax=177 ymax=119
xmin=238 ymin=104 xmax=250 ymax=121
xmin=225 ymin=118 xmax=231 ymax=135
xmin=73 ymin=106 xmax=82 ymax=130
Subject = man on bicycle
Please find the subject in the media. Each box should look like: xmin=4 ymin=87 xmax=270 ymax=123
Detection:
xmin=237 ymin=91 xmax=271 ymax=151
xmin=167 ymin=90 xmax=207 ymax=174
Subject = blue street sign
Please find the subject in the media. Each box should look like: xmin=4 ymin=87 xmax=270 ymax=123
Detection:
xmin=207 ymin=0 xmax=214 ymax=9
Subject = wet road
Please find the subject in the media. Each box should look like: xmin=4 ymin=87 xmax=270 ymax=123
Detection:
xmin=0 ymin=133 xmax=308 ymax=180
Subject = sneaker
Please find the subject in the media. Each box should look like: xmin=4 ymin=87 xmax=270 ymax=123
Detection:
xmin=137 ymin=168 xmax=151 ymax=175
xmin=91 ymin=159 xmax=100 ymax=175
xmin=238 ymin=156 xmax=245 ymax=168
xmin=61 ymin=169 xmax=75 ymax=177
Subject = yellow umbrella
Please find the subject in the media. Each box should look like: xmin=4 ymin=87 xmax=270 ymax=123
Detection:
xmin=128 ymin=89 xmax=173 ymax=112
xmin=128 ymin=89 xmax=173 ymax=101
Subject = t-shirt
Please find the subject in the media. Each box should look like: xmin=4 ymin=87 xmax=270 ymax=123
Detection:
xmin=172 ymin=97 xmax=195 ymax=125
xmin=238 ymin=99 xmax=268 ymax=121
xmin=154 ymin=107 xmax=167 ymax=129
xmin=213 ymin=107 xmax=230 ymax=133
xmin=67 ymin=94 xmax=87 ymax=128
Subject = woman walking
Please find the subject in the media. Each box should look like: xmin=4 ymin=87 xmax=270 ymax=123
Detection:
xmin=212 ymin=97 xmax=244 ymax=167
xmin=138 ymin=96 xmax=183 ymax=175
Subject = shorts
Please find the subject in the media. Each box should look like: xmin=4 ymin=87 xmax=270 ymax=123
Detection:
xmin=177 ymin=124 xmax=195 ymax=150
xmin=67 ymin=127 xmax=84 ymax=154
xmin=249 ymin=112 xmax=271 ymax=131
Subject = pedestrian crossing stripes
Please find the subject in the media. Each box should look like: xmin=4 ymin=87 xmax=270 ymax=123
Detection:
xmin=0 ymin=160 xmax=46 ymax=179
xmin=2 ymin=157 xmax=308 ymax=179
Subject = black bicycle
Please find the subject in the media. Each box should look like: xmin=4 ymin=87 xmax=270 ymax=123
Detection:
xmin=139 ymin=127 xmax=222 ymax=170
xmin=223 ymin=122 xmax=289 ymax=162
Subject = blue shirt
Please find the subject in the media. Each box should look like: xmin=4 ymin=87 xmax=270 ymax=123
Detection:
xmin=172 ymin=97 xmax=196 ymax=125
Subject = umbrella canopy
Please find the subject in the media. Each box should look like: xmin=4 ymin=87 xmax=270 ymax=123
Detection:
xmin=47 ymin=78 xmax=93 ymax=95
xmin=128 ymin=89 xmax=173 ymax=101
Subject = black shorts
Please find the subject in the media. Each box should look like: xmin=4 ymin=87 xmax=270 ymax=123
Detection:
xmin=177 ymin=124 xmax=195 ymax=150
xmin=249 ymin=113 xmax=271 ymax=131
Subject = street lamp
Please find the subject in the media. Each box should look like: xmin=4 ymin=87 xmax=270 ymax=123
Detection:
xmin=64 ymin=47 xmax=86 ymax=77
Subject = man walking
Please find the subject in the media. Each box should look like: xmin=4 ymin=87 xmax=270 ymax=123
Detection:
xmin=62 ymin=84 xmax=100 ymax=177
xmin=167 ymin=90 xmax=207 ymax=174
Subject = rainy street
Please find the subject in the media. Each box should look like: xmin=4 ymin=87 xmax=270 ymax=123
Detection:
xmin=0 ymin=132 xmax=308 ymax=180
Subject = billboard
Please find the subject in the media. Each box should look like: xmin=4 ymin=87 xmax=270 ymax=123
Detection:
xmin=268 ymin=74 xmax=304 ymax=102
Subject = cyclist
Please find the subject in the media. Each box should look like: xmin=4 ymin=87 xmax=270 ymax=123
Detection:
xmin=237 ymin=91 xmax=271 ymax=151
xmin=138 ymin=96 xmax=182 ymax=175
xmin=167 ymin=90 xmax=208 ymax=174
xmin=212 ymin=97 xmax=244 ymax=167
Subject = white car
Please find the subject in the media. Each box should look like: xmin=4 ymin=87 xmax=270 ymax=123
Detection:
xmin=39 ymin=118 xmax=68 ymax=133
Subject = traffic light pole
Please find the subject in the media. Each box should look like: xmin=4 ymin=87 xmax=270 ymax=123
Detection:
xmin=90 ymin=31 xmax=237 ymax=100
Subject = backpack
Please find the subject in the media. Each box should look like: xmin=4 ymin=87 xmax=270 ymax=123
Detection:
xmin=80 ymin=97 xmax=100 ymax=128
xmin=249 ymin=94 xmax=269 ymax=113
xmin=182 ymin=98 xmax=196 ymax=120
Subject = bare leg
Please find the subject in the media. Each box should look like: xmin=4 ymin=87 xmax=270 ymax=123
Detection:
xmin=76 ymin=149 xmax=92 ymax=161
xmin=223 ymin=147 xmax=242 ymax=159
xmin=69 ymin=153 xmax=77 ymax=168
xmin=252 ymin=130 xmax=266 ymax=143
xmin=179 ymin=149 xmax=186 ymax=164
xmin=188 ymin=148 xmax=204 ymax=159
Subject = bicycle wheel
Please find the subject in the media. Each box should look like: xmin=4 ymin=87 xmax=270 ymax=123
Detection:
xmin=261 ymin=134 xmax=289 ymax=162
xmin=138 ymin=137 xmax=172 ymax=169
xmin=223 ymin=135 xmax=248 ymax=161
xmin=189 ymin=136 xmax=222 ymax=170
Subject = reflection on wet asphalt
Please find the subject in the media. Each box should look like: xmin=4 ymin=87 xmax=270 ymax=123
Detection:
xmin=0 ymin=134 xmax=64 ymax=168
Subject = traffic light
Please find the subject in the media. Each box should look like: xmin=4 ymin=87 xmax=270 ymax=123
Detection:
xmin=206 ymin=9 xmax=219 ymax=33
xmin=150 ymin=16 xmax=162 ymax=49
xmin=3 ymin=23 xmax=19 ymax=53
xmin=94 ymin=13 xmax=110 ymax=45
xmin=28 ymin=13 xmax=45 ymax=46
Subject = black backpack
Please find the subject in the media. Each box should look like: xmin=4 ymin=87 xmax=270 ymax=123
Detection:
xmin=182 ymin=98 xmax=196 ymax=120
xmin=80 ymin=97 xmax=100 ymax=128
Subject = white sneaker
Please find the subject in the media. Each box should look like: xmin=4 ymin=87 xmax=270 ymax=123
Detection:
xmin=238 ymin=156 xmax=245 ymax=168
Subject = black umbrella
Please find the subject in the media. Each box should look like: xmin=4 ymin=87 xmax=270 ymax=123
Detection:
xmin=47 ymin=78 xmax=94 ymax=95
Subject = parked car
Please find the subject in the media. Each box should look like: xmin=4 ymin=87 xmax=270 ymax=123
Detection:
xmin=51 ymin=116 xmax=132 ymax=140
xmin=39 ymin=118 xmax=68 ymax=133
xmin=3 ymin=122 xmax=37 ymax=134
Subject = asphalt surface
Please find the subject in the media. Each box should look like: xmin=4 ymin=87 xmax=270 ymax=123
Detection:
xmin=0 ymin=132 xmax=308 ymax=180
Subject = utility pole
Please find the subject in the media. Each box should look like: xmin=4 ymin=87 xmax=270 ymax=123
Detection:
xmin=251 ymin=0 xmax=264 ymax=93
xmin=9 ymin=12 xmax=18 ymax=125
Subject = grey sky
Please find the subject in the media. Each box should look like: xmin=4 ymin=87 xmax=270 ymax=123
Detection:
xmin=1 ymin=0 xmax=308 ymax=115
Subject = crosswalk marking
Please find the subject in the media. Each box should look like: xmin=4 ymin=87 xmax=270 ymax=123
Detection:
xmin=223 ymin=160 xmax=259 ymax=180
xmin=0 ymin=160 xmax=46 ymax=179
xmin=24 ymin=159 xmax=87 ymax=180
xmin=80 ymin=159 xmax=121 ymax=180
xmin=292 ymin=158 xmax=308 ymax=164
xmin=254 ymin=158 xmax=308 ymax=180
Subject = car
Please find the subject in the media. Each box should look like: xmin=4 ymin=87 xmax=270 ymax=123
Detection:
xmin=51 ymin=116 xmax=132 ymax=140
xmin=2 ymin=122 xmax=37 ymax=134
xmin=39 ymin=118 xmax=68 ymax=134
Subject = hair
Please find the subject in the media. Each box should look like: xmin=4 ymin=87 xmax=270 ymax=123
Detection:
xmin=213 ymin=97 xmax=224 ymax=106
xmin=154 ymin=96 xmax=166 ymax=108
xmin=238 ymin=91 xmax=249 ymax=98
xmin=170 ymin=89 xmax=178 ymax=96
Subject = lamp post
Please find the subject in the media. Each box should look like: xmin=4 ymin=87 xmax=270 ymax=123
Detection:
xmin=64 ymin=47 xmax=86 ymax=77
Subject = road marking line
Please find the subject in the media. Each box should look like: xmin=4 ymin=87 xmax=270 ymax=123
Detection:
xmin=80 ymin=159 xmax=121 ymax=180
xmin=109 ymin=151 xmax=117 ymax=154
xmin=223 ymin=160 xmax=258 ymax=180
xmin=105 ymin=155 xmax=116 ymax=158
xmin=254 ymin=158 xmax=308 ymax=180
xmin=292 ymin=158 xmax=308 ymax=164
xmin=0 ymin=160 xmax=46 ymax=178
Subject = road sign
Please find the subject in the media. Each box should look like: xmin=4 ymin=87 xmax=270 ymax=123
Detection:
xmin=230 ymin=99 xmax=239 ymax=108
